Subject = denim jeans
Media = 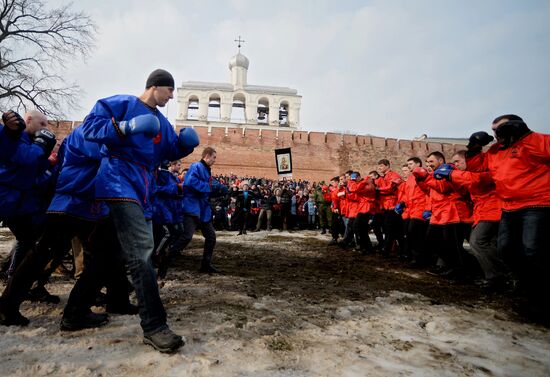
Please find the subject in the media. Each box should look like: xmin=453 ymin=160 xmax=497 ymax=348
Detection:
xmin=108 ymin=202 xmax=167 ymax=335
xmin=469 ymin=221 xmax=506 ymax=280
xmin=498 ymin=207 xmax=549 ymax=302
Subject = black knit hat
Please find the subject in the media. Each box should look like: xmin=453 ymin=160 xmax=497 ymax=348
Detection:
xmin=146 ymin=69 xmax=174 ymax=88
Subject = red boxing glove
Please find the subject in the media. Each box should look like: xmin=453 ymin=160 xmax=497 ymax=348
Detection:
xmin=412 ymin=167 xmax=429 ymax=181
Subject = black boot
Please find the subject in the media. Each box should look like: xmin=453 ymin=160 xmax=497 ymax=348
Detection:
xmin=60 ymin=310 xmax=109 ymax=331
xmin=27 ymin=285 xmax=60 ymax=304
xmin=0 ymin=305 xmax=29 ymax=327
xmin=199 ymin=263 xmax=220 ymax=274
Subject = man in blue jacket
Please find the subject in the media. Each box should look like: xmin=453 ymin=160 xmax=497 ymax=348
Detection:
xmin=0 ymin=110 xmax=57 ymax=308
xmin=78 ymin=69 xmax=199 ymax=353
xmin=180 ymin=147 xmax=228 ymax=273
xmin=0 ymin=126 xmax=133 ymax=329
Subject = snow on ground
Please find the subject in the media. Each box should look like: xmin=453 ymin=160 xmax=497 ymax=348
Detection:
xmin=0 ymin=228 xmax=549 ymax=377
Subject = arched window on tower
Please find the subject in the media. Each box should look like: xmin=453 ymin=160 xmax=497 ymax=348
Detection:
xmin=187 ymin=95 xmax=199 ymax=120
xmin=208 ymin=94 xmax=221 ymax=122
xmin=257 ymin=97 xmax=269 ymax=125
xmin=279 ymin=101 xmax=289 ymax=127
xmin=231 ymin=93 xmax=246 ymax=123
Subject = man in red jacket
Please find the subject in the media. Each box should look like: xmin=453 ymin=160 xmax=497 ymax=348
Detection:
xmin=347 ymin=172 xmax=376 ymax=254
xmin=401 ymin=157 xmax=431 ymax=266
xmin=376 ymin=159 xmax=404 ymax=257
xmin=465 ymin=114 xmax=549 ymax=323
xmin=329 ymin=176 xmax=344 ymax=245
xmin=413 ymin=152 xmax=473 ymax=279
xmin=436 ymin=151 xmax=507 ymax=290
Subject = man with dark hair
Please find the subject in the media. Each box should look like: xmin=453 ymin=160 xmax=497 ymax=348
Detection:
xmin=434 ymin=150 xmax=507 ymax=290
xmin=401 ymin=157 xmax=430 ymax=266
xmin=78 ymin=69 xmax=199 ymax=353
xmin=368 ymin=170 xmax=385 ymax=248
xmin=329 ymin=176 xmax=344 ymax=244
xmin=179 ymin=147 xmax=228 ymax=273
xmin=376 ymin=159 xmax=404 ymax=257
xmin=464 ymin=115 xmax=549 ymax=323
xmin=412 ymin=151 xmax=473 ymax=279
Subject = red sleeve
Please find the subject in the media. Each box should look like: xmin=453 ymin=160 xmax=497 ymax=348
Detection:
xmin=451 ymin=170 xmax=493 ymax=191
xmin=466 ymin=150 xmax=490 ymax=172
xmin=417 ymin=174 xmax=453 ymax=194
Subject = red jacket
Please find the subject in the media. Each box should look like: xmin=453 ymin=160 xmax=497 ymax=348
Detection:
xmin=347 ymin=178 xmax=377 ymax=216
xmin=450 ymin=170 xmax=502 ymax=225
xmin=377 ymin=170 xmax=403 ymax=210
xmin=339 ymin=185 xmax=350 ymax=217
xmin=346 ymin=180 xmax=360 ymax=218
xmin=403 ymin=175 xmax=430 ymax=221
xmin=417 ymin=175 xmax=473 ymax=225
xmin=466 ymin=132 xmax=550 ymax=211
xmin=330 ymin=185 xmax=340 ymax=214
xmin=397 ymin=181 xmax=410 ymax=219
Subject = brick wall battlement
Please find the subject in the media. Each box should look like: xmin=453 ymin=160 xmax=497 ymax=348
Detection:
xmin=49 ymin=121 xmax=465 ymax=181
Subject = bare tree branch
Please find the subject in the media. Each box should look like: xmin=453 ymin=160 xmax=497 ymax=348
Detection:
xmin=0 ymin=0 xmax=96 ymax=119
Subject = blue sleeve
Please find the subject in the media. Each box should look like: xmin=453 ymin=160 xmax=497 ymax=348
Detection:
xmin=155 ymin=173 xmax=180 ymax=196
xmin=0 ymin=127 xmax=19 ymax=159
xmin=0 ymin=131 xmax=46 ymax=167
xmin=183 ymin=164 xmax=211 ymax=193
xmin=81 ymin=98 xmax=127 ymax=146
xmin=211 ymin=178 xmax=228 ymax=198
xmin=156 ymin=118 xmax=194 ymax=164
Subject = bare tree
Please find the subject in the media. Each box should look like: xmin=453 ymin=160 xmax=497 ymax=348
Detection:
xmin=0 ymin=0 xmax=96 ymax=118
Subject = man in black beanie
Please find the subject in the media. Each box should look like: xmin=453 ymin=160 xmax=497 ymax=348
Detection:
xmin=146 ymin=69 xmax=175 ymax=89
xmin=71 ymin=69 xmax=199 ymax=352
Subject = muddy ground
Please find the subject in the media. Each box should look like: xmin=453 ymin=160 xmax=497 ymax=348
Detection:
xmin=0 ymin=228 xmax=549 ymax=377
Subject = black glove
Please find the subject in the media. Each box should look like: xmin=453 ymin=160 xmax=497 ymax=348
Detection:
xmin=2 ymin=111 xmax=26 ymax=138
xmin=494 ymin=120 xmax=530 ymax=149
xmin=467 ymin=131 xmax=493 ymax=149
xmin=33 ymin=129 xmax=57 ymax=155
xmin=466 ymin=131 xmax=494 ymax=157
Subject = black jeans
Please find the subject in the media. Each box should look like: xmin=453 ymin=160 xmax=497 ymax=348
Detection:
xmin=406 ymin=218 xmax=428 ymax=264
xmin=65 ymin=218 xmax=130 ymax=315
xmin=427 ymin=223 xmax=469 ymax=271
xmin=354 ymin=213 xmax=373 ymax=252
xmin=0 ymin=214 xmax=95 ymax=314
xmin=180 ymin=215 xmax=216 ymax=266
xmin=330 ymin=213 xmax=344 ymax=240
xmin=4 ymin=215 xmax=45 ymax=277
xmin=498 ymin=208 xmax=549 ymax=308
xmin=382 ymin=210 xmax=405 ymax=255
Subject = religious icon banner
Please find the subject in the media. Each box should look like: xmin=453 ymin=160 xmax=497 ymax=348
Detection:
xmin=275 ymin=147 xmax=292 ymax=177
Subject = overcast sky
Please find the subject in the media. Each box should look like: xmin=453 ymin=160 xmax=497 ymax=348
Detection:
xmin=62 ymin=0 xmax=550 ymax=139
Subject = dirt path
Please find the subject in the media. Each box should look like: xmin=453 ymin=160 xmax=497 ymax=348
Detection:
xmin=1 ymin=228 xmax=549 ymax=377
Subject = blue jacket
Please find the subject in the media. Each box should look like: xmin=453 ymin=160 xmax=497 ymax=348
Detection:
xmin=182 ymin=160 xmax=227 ymax=222
xmin=80 ymin=95 xmax=193 ymax=218
xmin=47 ymin=126 xmax=109 ymax=220
xmin=0 ymin=126 xmax=50 ymax=220
xmin=152 ymin=168 xmax=183 ymax=224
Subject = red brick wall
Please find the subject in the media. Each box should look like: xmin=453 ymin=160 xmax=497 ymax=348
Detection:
xmin=49 ymin=121 xmax=464 ymax=181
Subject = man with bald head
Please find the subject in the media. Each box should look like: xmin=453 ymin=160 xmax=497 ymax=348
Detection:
xmin=0 ymin=109 xmax=57 ymax=303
